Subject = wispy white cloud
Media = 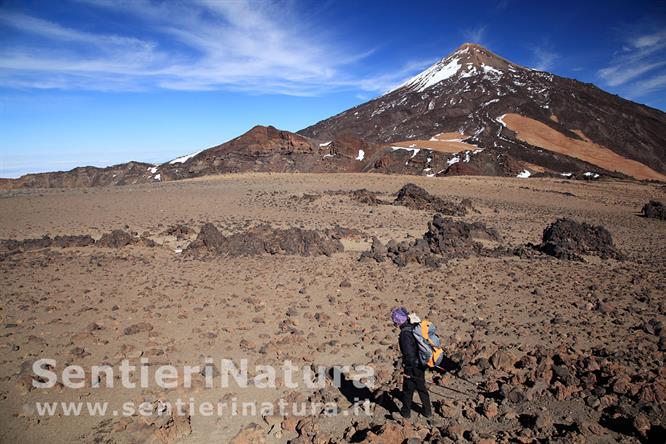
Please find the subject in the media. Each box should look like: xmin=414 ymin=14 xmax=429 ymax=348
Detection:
xmin=632 ymin=32 xmax=666 ymax=49
xmin=359 ymin=58 xmax=438 ymax=93
xmin=462 ymin=25 xmax=487 ymax=45
xmin=494 ymin=0 xmax=511 ymax=10
xmin=530 ymin=47 xmax=558 ymax=71
xmin=599 ymin=61 xmax=666 ymax=87
xmin=0 ymin=0 xmax=399 ymax=95
xmin=598 ymin=29 xmax=666 ymax=95
xmin=630 ymin=73 xmax=666 ymax=97
xmin=0 ymin=11 xmax=155 ymax=50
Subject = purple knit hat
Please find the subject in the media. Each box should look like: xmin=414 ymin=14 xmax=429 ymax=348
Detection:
xmin=391 ymin=307 xmax=409 ymax=326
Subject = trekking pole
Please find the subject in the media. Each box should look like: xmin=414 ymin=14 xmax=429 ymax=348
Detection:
xmin=426 ymin=387 xmax=459 ymax=400
xmin=434 ymin=365 xmax=480 ymax=388
xmin=427 ymin=374 xmax=477 ymax=397
xmin=428 ymin=383 xmax=475 ymax=397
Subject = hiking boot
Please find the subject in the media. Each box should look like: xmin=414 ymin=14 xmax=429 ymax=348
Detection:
xmin=400 ymin=409 xmax=412 ymax=419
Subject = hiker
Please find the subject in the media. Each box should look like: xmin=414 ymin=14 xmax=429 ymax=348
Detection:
xmin=392 ymin=307 xmax=432 ymax=419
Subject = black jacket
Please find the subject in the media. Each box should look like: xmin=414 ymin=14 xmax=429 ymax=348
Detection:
xmin=399 ymin=322 xmax=422 ymax=375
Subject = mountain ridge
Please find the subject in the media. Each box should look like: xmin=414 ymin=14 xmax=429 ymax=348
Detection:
xmin=3 ymin=43 xmax=665 ymax=188
xmin=299 ymin=43 xmax=666 ymax=180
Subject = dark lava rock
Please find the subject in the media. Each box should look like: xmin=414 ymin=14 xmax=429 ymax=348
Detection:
xmin=53 ymin=234 xmax=95 ymax=248
xmin=186 ymin=223 xmax=343 ymax=257
xmin=123 ymin=322 xmax=154 ymax=335
xmin=360 ymin=213 xmax=500 ymax=267
xmin=538 ymin=218 xmax=622 ymax=260
xmin=163 ymin=224 xmax=194 ymax=239
xmin=359 ymin=237 xmax=388 ymax=263
xmin=641 ymin=200 xmax=665 ymax=220
xmin=325 ymin=224 xmax=364 ymax=240
xmin=394 ymin=183 xmax=469 ymax=216
xmin=97 ymin=230 xmax=139 ymax=248
xmin=1 ymin=233 xmax=95 ymax=252
xmin=425 ymin=213 xmax=500 ymax=255
xmin=0 ymin=236 xmax=53 ymax=253
xmin=348 ymin=189 xmax=385 ymax=205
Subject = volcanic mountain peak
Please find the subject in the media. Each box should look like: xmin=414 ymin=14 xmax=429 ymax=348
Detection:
xmin=454 ymin=42 xmax=520 ymax=70
xmin=389 ymin=43 xmax=521 ymax=94
xmin=299 ymin=43 xmax=666 ymax=181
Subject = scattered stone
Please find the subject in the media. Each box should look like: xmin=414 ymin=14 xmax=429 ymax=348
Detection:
xmin=483 ymin=401 xmax=499 ymax=419
xmin=140 ymin=401 xmax=192 ymax=444
xmin=490 ymin=350 xmax=515 ymax=371
xmin=534 ymin=411 xmax=554 ymax=431
xmin=325 ymin=224 xmax=365 ymax=240
xmin=123 ymin=322 xmax=154 ymax=335
xmin=359 ymin=237 xmax=387 ymax=263
xmin=230 ymin=423 xmax=265 ymax=444
xmin=632 ymin=412 xmax=651 ymax=438
xmin=162 ymin=224 xmax=193 ymax=239
xmin=70 ymin=346 xmax=90 ymax=358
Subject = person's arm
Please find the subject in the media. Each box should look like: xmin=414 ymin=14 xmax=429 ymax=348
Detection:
xmin=399 ymin=329 xmax=418 ymax=375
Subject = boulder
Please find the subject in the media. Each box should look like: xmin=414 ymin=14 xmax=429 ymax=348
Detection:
xmin=98 ymin=230 xmax=139 ymax=248
xmin=641 ymin=200 xmax=665 ymax=220
xmin=394 ymin=183 xmax=469 ymax=216
xmin=538 ymin=218 xmax=622 ymax=260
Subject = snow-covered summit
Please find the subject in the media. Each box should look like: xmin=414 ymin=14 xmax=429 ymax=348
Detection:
xmin=389 ymin=43 xmax=522 ymax=94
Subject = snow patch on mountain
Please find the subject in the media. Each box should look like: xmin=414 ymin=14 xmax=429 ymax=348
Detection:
xmin=391 ymin=146 xmax=421 ymax=158
xmin=391 ymin=57 xmax=462 ymax=93
xmin=169 ymin=151 xmax=202 ymax=164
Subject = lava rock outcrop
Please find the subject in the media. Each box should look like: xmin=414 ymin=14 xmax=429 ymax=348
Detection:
xmin=186 ymin=223 xmax=343 ymax=257
xmin=537 ymin=218 xmax=623 ymax=260
xmin=97 ymin=230 xmax=139 ymax=248
xmin=1 ymin=234 xmax=95 ymax=253
xmin=394 ymin=183 xmax=470 ymax=216
xmin=360 ymin=213 xmax=500 ymax=267
xmin=0 ymin=229 xmax=153 ymax=254
xmin=642 ymin=200 xmax=665 ymax=220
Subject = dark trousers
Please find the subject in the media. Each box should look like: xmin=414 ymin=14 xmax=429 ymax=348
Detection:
xmin=401 ymin=367 xmax=432 ymax=417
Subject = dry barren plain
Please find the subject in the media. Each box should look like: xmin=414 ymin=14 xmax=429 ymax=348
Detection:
xmin=1 ymin=173 xmax=665 ymax=443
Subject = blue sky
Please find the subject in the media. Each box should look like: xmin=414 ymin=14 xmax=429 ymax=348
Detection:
xmin=1 ymin=0 xmax=665 ymax=178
